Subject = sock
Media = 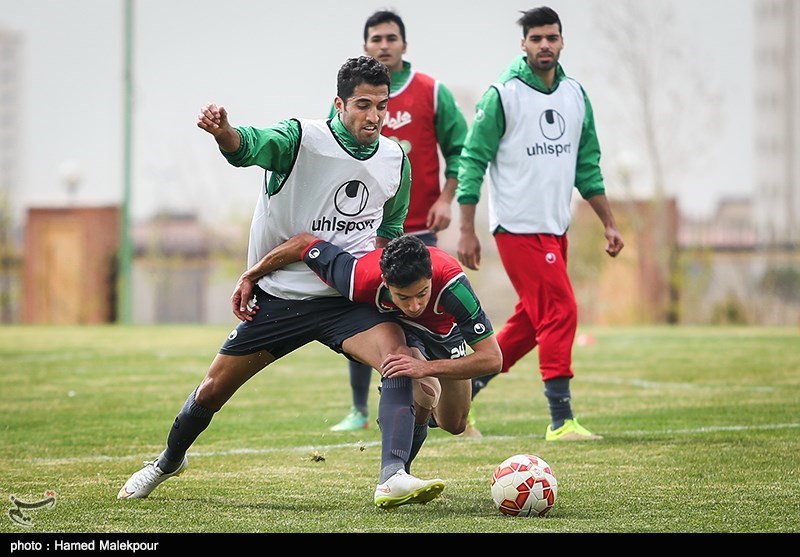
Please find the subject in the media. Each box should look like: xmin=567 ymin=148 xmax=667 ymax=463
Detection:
xmin=544 ymin=377 xmax=573 ymax=429
xmin=405 ymin=422 xmax=429 ymax=474
xmin=378 ymin=376 xmax=414 ymax=483
xmin=157 ymin=387 xmax=217 ymax=473
xmin=471 ymin=372 xmax=499 ymax=401
xmin=349 ymin=361 xmax=372 ymax=416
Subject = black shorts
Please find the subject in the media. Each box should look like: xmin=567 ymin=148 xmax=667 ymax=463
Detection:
xmin=401 ymin=321 xmax=467 ymax=361
xmin=219 ymin=286 xmax=397 ymax=359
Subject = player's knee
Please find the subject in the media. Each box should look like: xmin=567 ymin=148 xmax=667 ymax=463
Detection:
xmin=195 ymin=378 xmax=225 ymax=410
xmin=413 ymin=376 xmax=441 ymax=410
xmin=435 ymin=411 xmax=468 ymax=435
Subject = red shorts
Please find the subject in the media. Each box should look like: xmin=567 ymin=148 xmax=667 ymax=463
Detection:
xmin=494 ymin=232 xmax=577 ymax=381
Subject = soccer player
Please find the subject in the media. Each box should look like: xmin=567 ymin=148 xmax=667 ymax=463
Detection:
xmin=231 ymin=233 xmax=502 ymax=478
xmin=456 ymin=7 xmax=624 ymax=440
xmin=327 ymin=9 xmax=469 ymax=433
xmin=117 ymin=56 xmax=445 ymax=510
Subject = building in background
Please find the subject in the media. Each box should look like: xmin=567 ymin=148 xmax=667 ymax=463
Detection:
xmin=131 ymin=213 xmax=243 ymax=325
xmin=753 ymin=0 xmax=799 ymax=246
xmin=23 ymin=207 xmax=119 ymax=324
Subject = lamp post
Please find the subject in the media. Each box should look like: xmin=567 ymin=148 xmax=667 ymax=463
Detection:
xmin=118 ymin=0 xmax=134 ymax=324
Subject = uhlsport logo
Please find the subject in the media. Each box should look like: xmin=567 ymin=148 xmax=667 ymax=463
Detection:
xmin=334 ymin=180 xmax=369 ymax=216
xmin=474 ymin=323 xmax=487 ymax=335
xmin=545 ymin=252 xmax=557 ymax=264
xmin=312 ymin=180 xmax=376 ymax=235
xmin=539 ymin=108 xmax=566 ymax=140
xmin=526 ymin=108 xmax=572 ymax=158
xmin=307 ymin=247 xmax=321 ymax=259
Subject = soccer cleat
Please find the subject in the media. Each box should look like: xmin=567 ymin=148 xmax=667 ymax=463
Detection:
xmin=374 ymin=470 xmax=445 ymax=510
xmin=330 ymin=407 xmax=369 ymax=431
xmin=545 ymin=418 xmax=603 ymax=441
xmin=116 ymin=455 xmax=189 ymax=499
xmin=460 ymin=407 xmax=482 ymax=438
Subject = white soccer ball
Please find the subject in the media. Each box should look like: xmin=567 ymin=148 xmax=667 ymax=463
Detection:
xmin=490 ymin=453 xmax=558 ymax=517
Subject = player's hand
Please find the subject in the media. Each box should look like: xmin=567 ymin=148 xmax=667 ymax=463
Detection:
xmin=197 ymin=103 xmax=229 ymax=135
xmin=231 ymin=275 xmax=258 ymax=321
xmin=426 ymin=198 xmax=452 ymax=234
xmin=605 ymin=228 xmax=624 ymax=257
xmin=457 ymin=231 xmax=481 ymax=270
xmin=381 ymin=353 xmax=430 ymax=379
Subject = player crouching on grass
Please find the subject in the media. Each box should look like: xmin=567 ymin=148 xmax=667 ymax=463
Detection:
xmin=232 ymin=233 xmax=503 ymax=498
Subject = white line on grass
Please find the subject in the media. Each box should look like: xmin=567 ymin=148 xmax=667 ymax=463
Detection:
xmin=618 ymin=422 xmax=800 ymax=436
xmin=582 ymin=376 xmax=779 ymax=392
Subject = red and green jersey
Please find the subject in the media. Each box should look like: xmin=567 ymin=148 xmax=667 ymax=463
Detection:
xmin=301 ymin=239 xmax=494 ymax=345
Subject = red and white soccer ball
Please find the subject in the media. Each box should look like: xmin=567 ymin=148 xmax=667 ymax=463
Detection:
xmin=490 ymin=453 xmax=558 ymax=517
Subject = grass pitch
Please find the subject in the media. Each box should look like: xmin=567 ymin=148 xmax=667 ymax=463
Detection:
xmin=0 ymin=324 xmax=798 ymax=535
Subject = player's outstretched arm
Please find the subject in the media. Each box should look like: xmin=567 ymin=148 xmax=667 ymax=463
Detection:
xmin=231 ymin=233 xmax=320 ymax=321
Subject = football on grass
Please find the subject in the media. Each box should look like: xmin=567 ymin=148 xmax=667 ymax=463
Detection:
xmin=490 ymin=454 xmax=557 ymax=517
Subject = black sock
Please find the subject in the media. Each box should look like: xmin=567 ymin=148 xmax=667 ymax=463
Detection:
xmin=471 ymin=372 xmax=499 ymax=401
xmin=349 ymin=361 xmax=372 ymax=416
xmin=158 ymin=387 xmax=216 ymax=473
xmin=406 ymin=422 xmax=429 ymax=474
xmin=378 ymin=376 xmax=414 ymax=483
xmin=544 ymin=377 xmax=573 ymax=429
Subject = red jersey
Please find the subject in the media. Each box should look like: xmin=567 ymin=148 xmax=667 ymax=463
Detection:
xmin=382 ymin=71 xmax=441 ymax=233
xmin=302 ymin=240 xmax=493 ymax=345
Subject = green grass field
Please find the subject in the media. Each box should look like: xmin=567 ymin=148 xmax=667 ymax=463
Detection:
xmin=1 ymin=325 xmax=798 ymax=534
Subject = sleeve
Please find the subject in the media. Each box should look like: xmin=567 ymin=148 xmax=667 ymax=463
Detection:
xmin=434 ymin=83 xmax=468 ymax=180
xmin=376 ymin=152 xmax=411 ymax=241
xmin=301 ymin=240 xmax=357 ymax=300
xmin=439 ymin=274 xmax=494 ymax=346
xmin=222 ymin=119 xmax=301 ymax=175
xmin=575 ymin=87 xmax=606 ymax=200
xmin=455 ymin=87 xmax=504 ymax=205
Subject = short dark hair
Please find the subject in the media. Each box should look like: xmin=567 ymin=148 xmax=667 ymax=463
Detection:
xmin=517 ymin=6 xmax=562 ymax=36
xmin=380 ymin=235 xmax=432 ymax=288
xmin=363 ymin=9 xmax=407 ymax=43
xmin=336 ymin=56 xmax=391 ymax=101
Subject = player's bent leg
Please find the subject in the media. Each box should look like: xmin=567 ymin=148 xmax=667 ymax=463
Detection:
xmin=342 ymin=321 xmax=411 ymax=369
xmin=431 ymin=378 xmax=471 ymax=435
xmin=344 ymin=321 xmax=436 ymax=504
xmin=196 ymin=352 xmax=276 ymax=409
